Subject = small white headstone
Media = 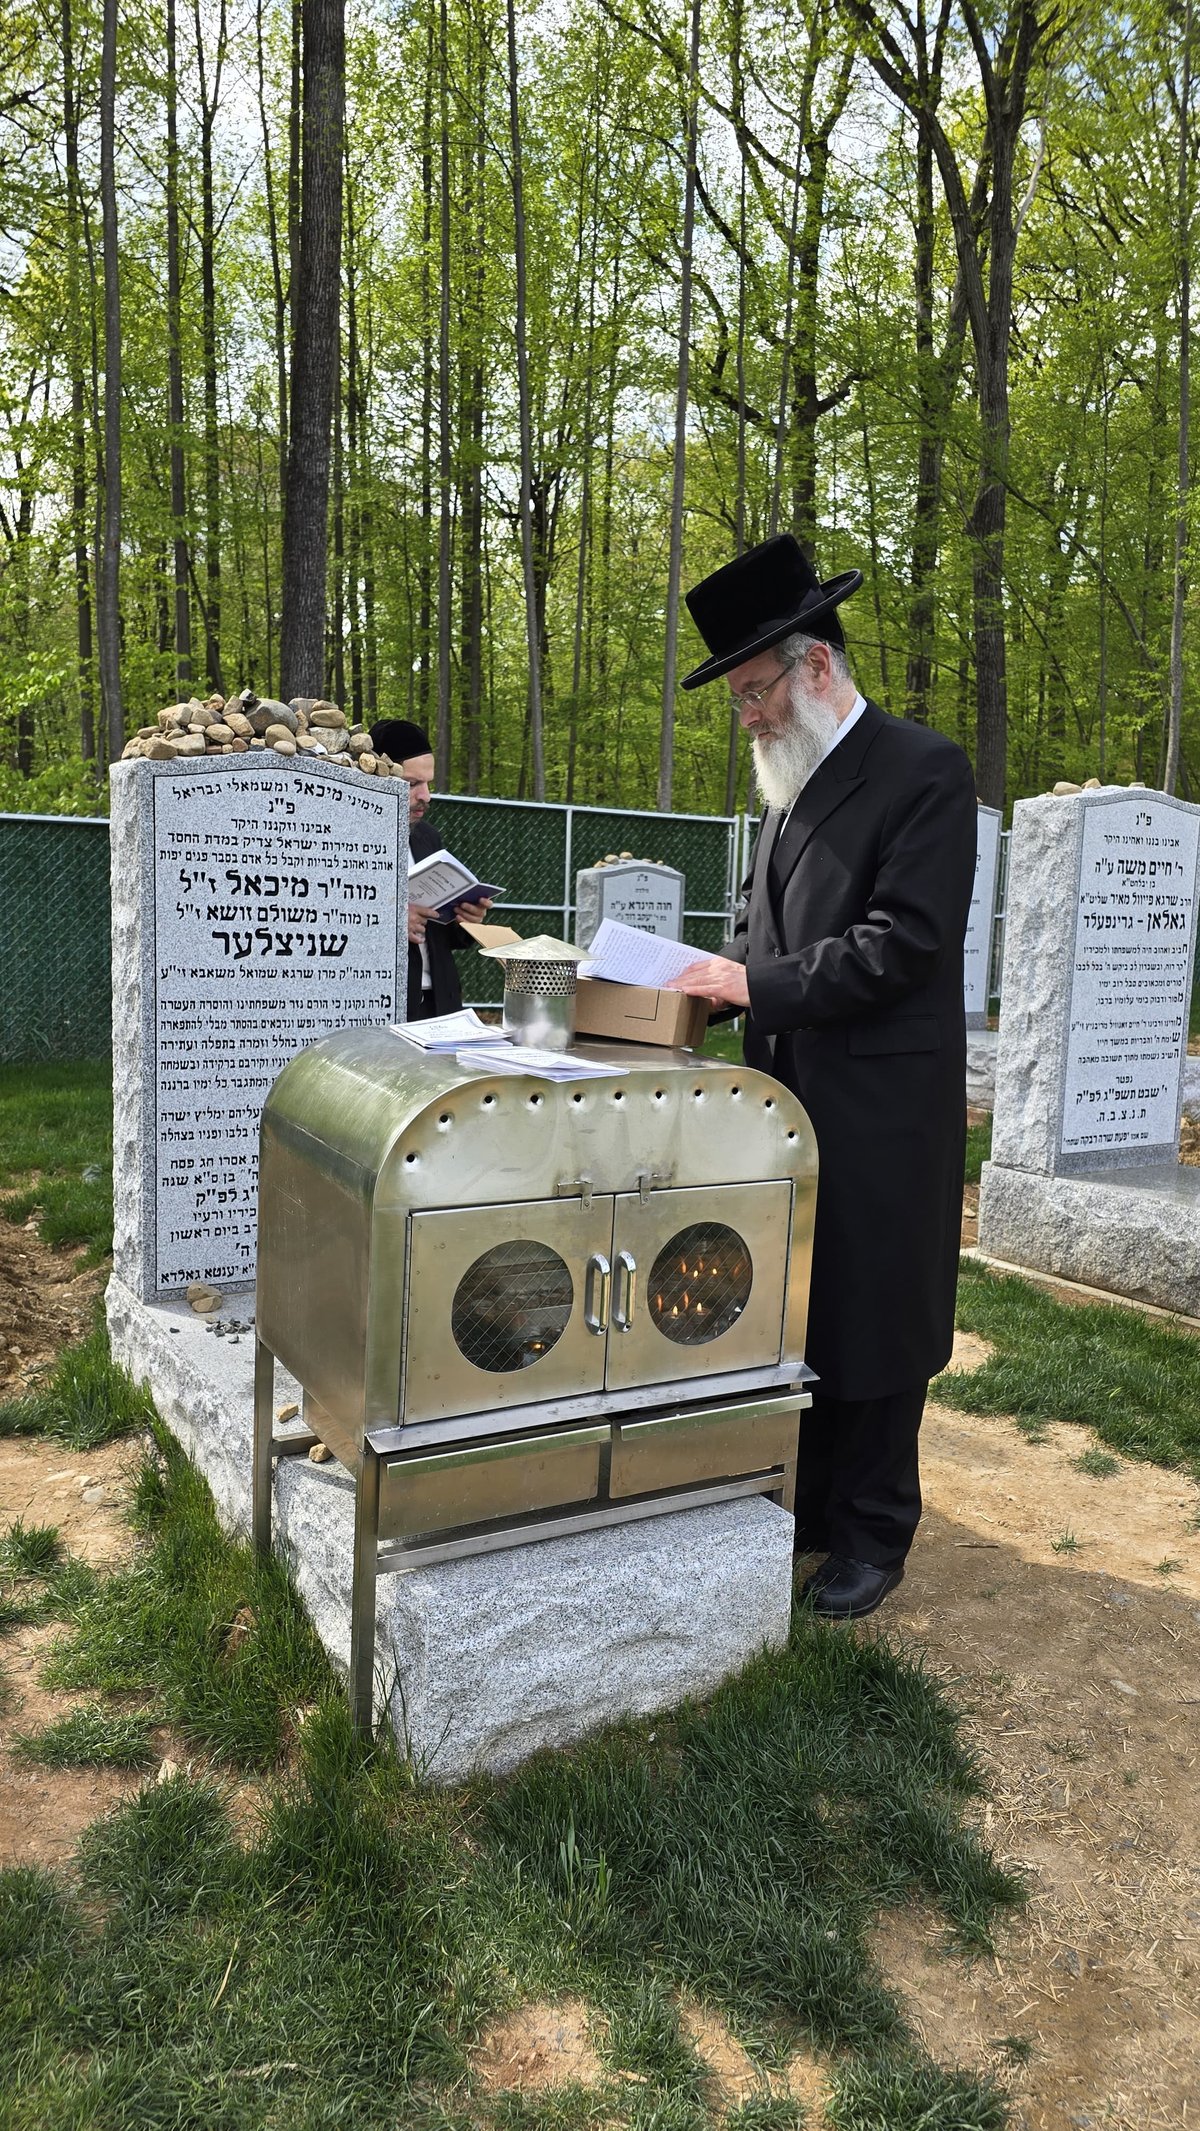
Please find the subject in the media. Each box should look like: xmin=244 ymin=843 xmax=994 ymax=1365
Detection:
xmin=575 ymin=860 xmax=684 ymax=951
xmin=110 ymin=756 xmax=407 ymax=1298
xmin=963 ymin=804 xmax=1002 ymax=1027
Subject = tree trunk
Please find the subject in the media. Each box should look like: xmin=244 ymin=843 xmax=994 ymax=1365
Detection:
xmin=417 ymin=15 xmax=434 ymax=724
xmin=98 ymin=0 xmax=123 ymax=761
xmin=62 ymin=0 xmax=95 ymax=759
xmin=660 ymin=0 xmax=702 ymax=812
xmin=436 ymin=0 xmax=453 ymax=770
xmin=257 ymin=0 xmax=289 ymax=506
xmin=506 ymin=0 xmax=544 ymax=799
xmin=194 ymin=0 xmax=227 ymax=692
xmin=167 ymin=0 xmax=192 ymax=689
xmin=280 ymin=0 xmax=345 ymax=700
xmin=1165 ymin=0 xmax=1192 ymax=796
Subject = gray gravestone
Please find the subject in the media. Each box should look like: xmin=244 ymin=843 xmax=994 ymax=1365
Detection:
xmin=110 ymin=755 xmax=407 ymax=1299
xmin=575 ymin=860 xmax=684 ymax=951
xmin=963 ymin=803 xmax=1002 ymax=1029
xmin=979 ymin=787 xmax=1200 ymax=1312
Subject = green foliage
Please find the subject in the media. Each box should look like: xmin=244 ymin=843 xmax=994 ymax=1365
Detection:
xmin=827 ymin=2054 xmax=1008 ymax=2130
xmin=964 ymin=1116 xmax=993 ymax=1187
xmin=944 ymin=1260 xmax=1200 ymax=1478
xmin=0 ymin=1520 xmax=62 ymax=1577
xmin=0 ymin=1317 xmax=154 ymax=1450
xmin=10 ymin=1707 xmax=155 ymax=1770
xmin=43 ymin=1422 xmax=332 ymax=1767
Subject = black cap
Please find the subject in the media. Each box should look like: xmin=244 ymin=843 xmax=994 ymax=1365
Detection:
xmin=682 ymin=534 xmax=861 ymax=689
xmin=370 ymin=718 xmax=432 ymax=763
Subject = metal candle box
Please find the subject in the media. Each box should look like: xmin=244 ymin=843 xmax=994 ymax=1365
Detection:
xmin=253 ymin=1028 xmax=818 ymax=1726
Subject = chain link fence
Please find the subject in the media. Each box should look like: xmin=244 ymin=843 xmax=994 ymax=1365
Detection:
xmin=0 ymin=798 xmax=742 ymax=1059
xmin=0 ymin=814 xmax=113 ymax=1061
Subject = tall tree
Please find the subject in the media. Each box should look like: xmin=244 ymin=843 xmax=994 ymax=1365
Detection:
xmin=505 ymin=0 xmax=545 ymax=798
xmin=280 ymin=0 xmax=346 ymax=700
xmin=98 ymin=0 xmax=123 ymax=760
xmin=846 ymin=0 xmax=1056 ymax=805
xmin=166 ymin=0 xmax=192 ymax=690
xmin=659 ymin=0 xmax=701 ymax=812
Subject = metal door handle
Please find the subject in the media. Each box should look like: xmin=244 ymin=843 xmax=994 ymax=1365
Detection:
xmin=583 ymin=1252 xmax=611 ymax=1332
xmin=613 ymin=1249 xmax=637 ymax=1329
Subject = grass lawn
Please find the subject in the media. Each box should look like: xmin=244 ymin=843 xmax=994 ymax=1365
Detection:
xmin=0 ymin=1059 xmax=113 ymax=1258
xmin=1 ymin=1407 xmax=1021 ymax=2131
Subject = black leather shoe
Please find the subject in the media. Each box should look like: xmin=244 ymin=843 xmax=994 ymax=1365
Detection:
xmin=799 ymin=1555 xmax=904 ymax=1619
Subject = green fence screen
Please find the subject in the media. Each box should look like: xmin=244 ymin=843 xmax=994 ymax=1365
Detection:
xmin=0 ymin=798 xmax=745 ymax=1059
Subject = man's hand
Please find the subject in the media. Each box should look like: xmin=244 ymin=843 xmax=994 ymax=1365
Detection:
xmin=668 ymin=955 xmax=750 ymax=1010
xmin=454 ymin=897 xmax=493 ymax=923
xmin=407 ymin=902 xmax=433 ymax=944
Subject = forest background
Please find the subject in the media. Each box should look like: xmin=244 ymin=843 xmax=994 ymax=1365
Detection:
xmin=0 ymin=0 xmax=1195 ymax=825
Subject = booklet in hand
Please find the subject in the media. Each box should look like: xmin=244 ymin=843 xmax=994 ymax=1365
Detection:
xmin=408 ymin=847 xmax=506 ymax=920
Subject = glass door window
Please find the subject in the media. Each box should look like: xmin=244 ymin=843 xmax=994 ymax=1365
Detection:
xmin=604 ymin=1182 xmax=791 ymax=1394
xmin=403 ymin=1197 xmax=615 ymax=1423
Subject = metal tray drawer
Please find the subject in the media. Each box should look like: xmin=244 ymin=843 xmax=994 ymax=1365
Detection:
xmin=379 ymin=1424 xmax=608 ymax=1540
xmin=610 ymin=1397 xmax=801 ymax=1499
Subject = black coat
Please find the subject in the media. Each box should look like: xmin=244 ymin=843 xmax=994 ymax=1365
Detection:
xmin=407 ymin=814 xmax=475 ymax=1016
xmin=727 ymin=700 xmax=977 ymax=1400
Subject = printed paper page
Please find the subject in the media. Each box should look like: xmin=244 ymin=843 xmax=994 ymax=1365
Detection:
xmin=580 ymin=918 xmax=709 ymax=988
xmin=456 ymin=1044 xmax=624 ymax=1079
xmin=390 ymin=1008 xmax=499 ymax=1048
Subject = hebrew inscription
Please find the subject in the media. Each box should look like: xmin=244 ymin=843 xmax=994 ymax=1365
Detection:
xmin=1061 ymin=797 xmax=1200 ymax=1161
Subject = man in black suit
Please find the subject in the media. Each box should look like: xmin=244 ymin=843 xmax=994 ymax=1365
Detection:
xmin=670 ymin=535 xmax=977 ymax=1619
xmin=370 ymin=719 xmax=491 ymax=1019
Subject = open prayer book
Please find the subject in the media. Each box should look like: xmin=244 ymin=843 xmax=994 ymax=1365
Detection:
xmin=408 ymin=847 xmax=505 ymax=919
xmin=390 ymin=1008 xmax=500 ymax=1051
xmin=579 ymin=918 xmax=710 ymax=988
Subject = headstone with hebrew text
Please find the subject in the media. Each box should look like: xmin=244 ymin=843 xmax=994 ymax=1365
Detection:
xmin=979 ymin=786 xmax=1200 ymax=1317
xmin=110 ymin=755 xmax=407 ymax=1299
xmin=575 ymin=860 xmax=684 ymax=952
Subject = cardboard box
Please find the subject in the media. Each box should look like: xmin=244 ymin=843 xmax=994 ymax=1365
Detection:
xmin=457 ymin=920 xmax=523 ymax=950
xmin=574 ymin=975 xmax=709 ymax=1050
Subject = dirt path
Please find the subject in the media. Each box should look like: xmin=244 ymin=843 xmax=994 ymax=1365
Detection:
xmin=882 ymin=1382 xmax=1200 ymax=2131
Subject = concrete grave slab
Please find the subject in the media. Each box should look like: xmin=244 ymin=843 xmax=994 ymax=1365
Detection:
xmin=106 ymin=1274 xmax=795 ymax=1781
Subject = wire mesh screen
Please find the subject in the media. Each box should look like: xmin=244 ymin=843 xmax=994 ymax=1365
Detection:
xmin=0 ymin=816 xmax=112 ymax=1062
xmin=0 ymin=798 xmax=743 ymax=1054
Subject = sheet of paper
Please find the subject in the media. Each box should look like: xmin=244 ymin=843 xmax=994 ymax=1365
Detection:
xmin=580 ymin=918 xmax=710 ymax=988
xmin=456 ymin=1044 xmax=624 ymax=1080
xmin=390 ymin=1009 xmax=502 ymax=1050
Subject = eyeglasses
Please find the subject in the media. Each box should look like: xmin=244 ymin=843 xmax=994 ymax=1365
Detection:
xmin=728 ymin=658 xmax=796 ymax=717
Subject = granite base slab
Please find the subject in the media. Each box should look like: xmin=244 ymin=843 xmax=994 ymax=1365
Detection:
xmin=977 ymin=1160 xmax=1200 ymax=1317
xmin=105 ymin=1274 xmax=795 ymax=1780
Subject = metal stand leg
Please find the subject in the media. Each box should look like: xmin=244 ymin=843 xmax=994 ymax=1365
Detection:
xmin=252 ymin=1338 xmax=276 ymax=1559
xmin=349 ymin=1438 xmax=381 ymax=1737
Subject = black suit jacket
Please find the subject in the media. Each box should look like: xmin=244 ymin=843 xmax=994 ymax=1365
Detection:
xmin=407 ymin=814 xmax=475 ymax=1016
xmin=728 ymin=700 xmax=977 ymax=1399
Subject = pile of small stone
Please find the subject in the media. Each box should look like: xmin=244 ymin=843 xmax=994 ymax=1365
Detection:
xmin=120 ymin=692 xmax=397 ymax=780
xmin=592 ymin=850 xmax=669 ymax=866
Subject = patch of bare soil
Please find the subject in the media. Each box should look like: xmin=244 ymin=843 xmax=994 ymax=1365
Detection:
xmin=678 ymin=2002 xmax=831 ymax=2120
xmin=877 ymin=1372 xmax=1200 ymax=2129
xmin=0 ymin=1217 xmax=105 ymax=1398
xmin=472 ymin=2000 xmax=606 ymax=2095
xmin=962 ymin=1181 xmax=979 ymax=1248
xmin=1180 ymin=1113 xmax=1200 ymax=1165
xmin=0 ymin=1432 xmax=145 ymax=1869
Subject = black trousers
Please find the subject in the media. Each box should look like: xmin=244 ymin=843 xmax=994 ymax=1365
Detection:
xmin=794 ymin=1385 xmax=928 ymax=1570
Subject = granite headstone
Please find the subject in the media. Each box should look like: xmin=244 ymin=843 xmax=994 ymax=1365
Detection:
xmin=979 ymin=787 xmax=1200 ymax=1314
xmin=110 ymin=755 xmax=407 ymax=1299
xmin=963 ymin=803 xmax=1003 ymax=1028
xmin=575 ymin=860 xmax=684 ymax=951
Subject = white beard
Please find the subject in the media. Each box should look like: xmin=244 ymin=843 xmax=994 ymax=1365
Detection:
xmin=752 ymin=683 xmax=841 ymax=809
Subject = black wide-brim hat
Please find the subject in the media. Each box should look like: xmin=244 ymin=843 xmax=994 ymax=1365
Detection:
xmin=682 ymin=533 xmax=862 ymax=689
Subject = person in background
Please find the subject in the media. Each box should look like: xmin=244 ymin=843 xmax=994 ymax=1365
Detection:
xmin=668 ymin=534 xmax=977 ymax=1621
xmin=370 ymin=718 xmax=491 ymax=1019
